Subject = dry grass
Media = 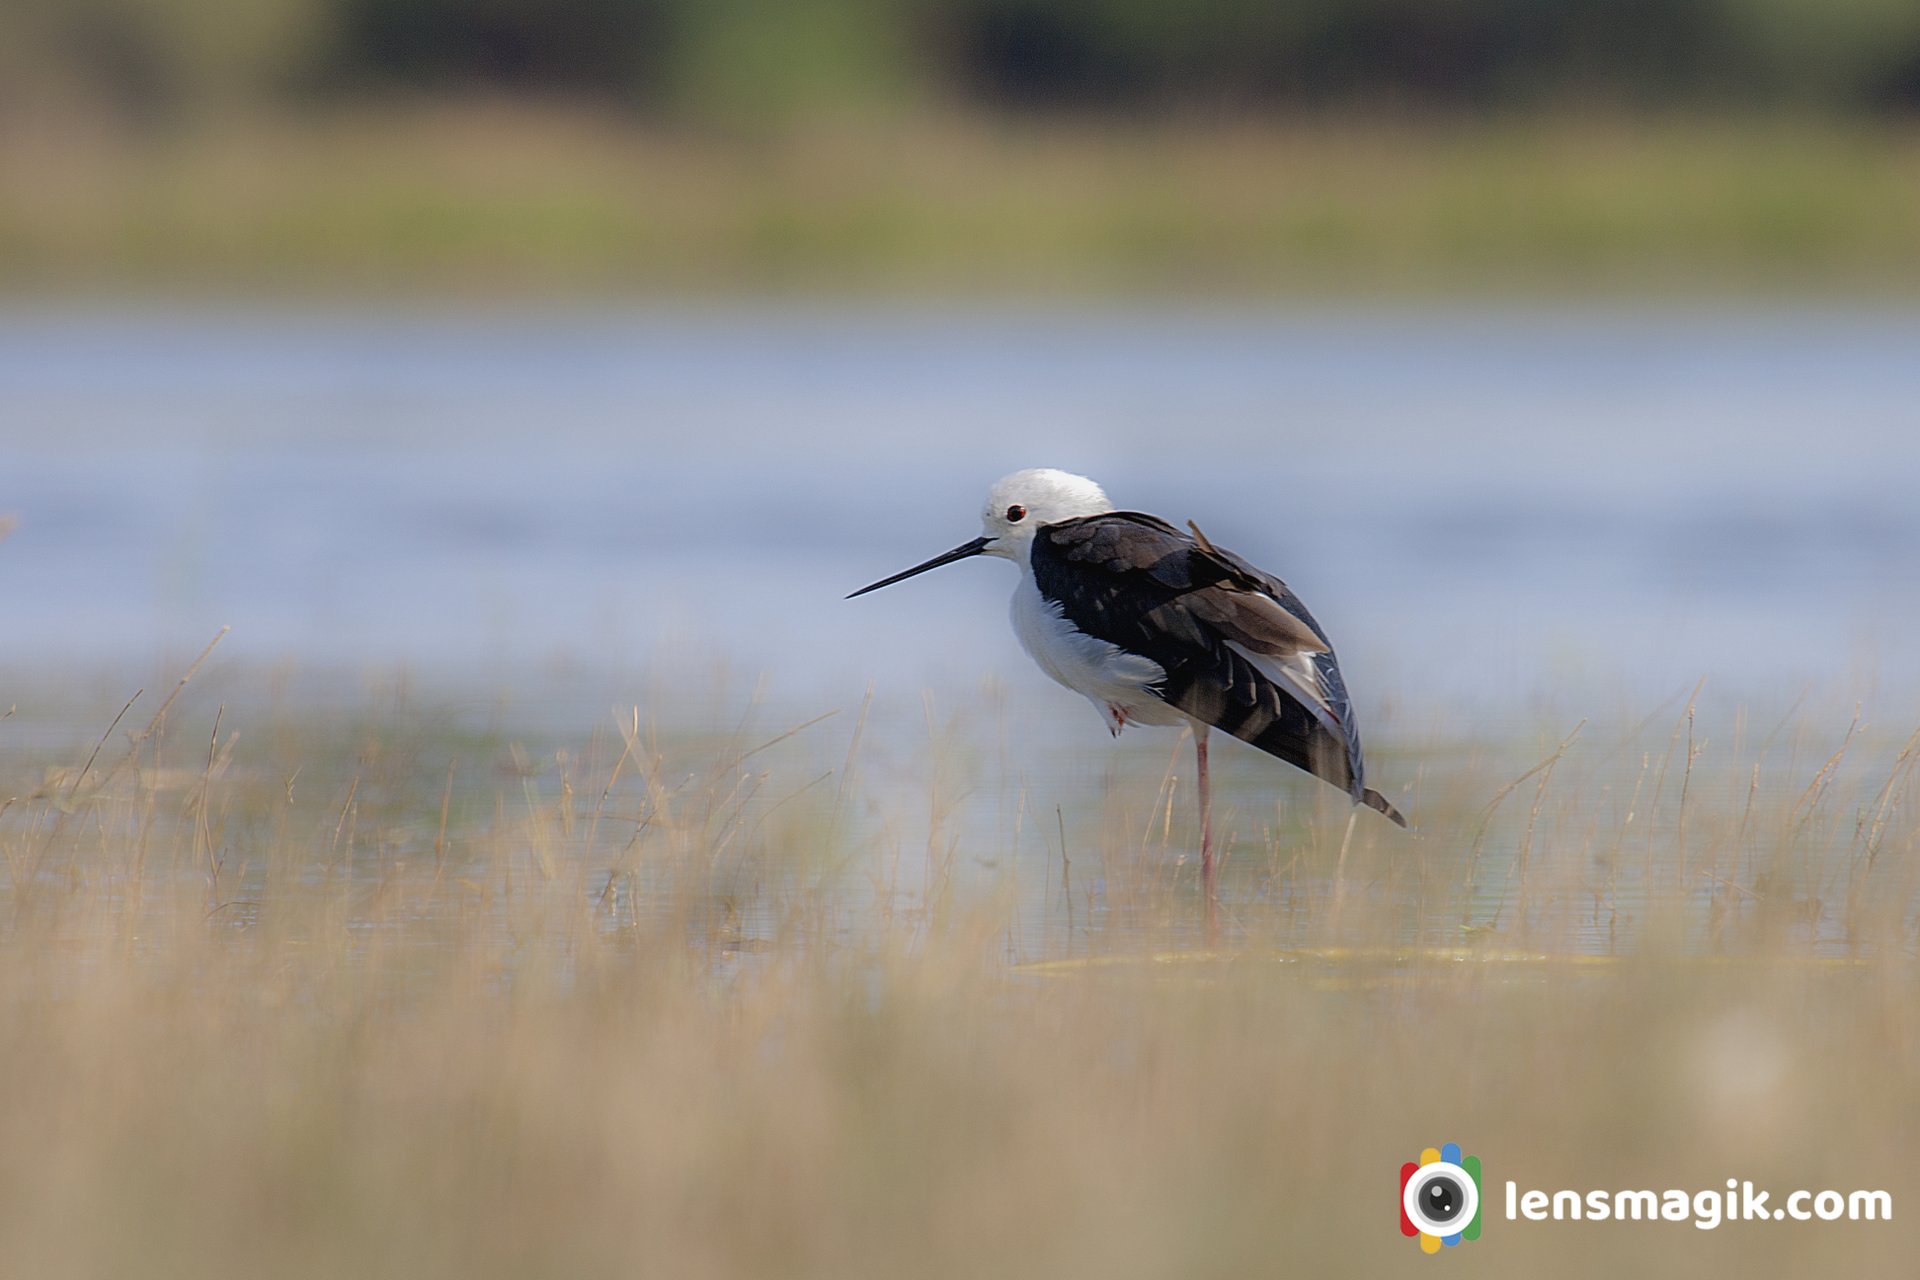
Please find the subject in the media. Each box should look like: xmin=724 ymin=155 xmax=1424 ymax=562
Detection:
xmin=1 ymin=653 xmax=1918 ymax=1278
xmin=3 ymin=105 xmax=1920 ymax=295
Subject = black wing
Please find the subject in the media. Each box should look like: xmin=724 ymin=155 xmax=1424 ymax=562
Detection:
xmin=1029 ymin=511 xmax=1405 ymax=827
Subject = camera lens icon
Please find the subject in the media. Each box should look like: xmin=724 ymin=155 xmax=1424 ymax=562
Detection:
xmin=1399 ymin=1143 xmax=1481 ymax=1253
xmin=1404 ymin=1162 xmax=1476 ymax=1234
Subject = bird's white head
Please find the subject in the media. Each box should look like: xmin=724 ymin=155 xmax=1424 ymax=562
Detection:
xmin=846 ymin=468 xmax=1113 ymax=599
xmin=978 ymin=468 xmax=1113 ymax=559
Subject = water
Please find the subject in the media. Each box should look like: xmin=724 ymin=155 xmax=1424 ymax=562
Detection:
xmin=3 ymin=301 xmax=1918 ymax=730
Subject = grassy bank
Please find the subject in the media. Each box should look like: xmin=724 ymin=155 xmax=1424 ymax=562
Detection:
xmin=1 ymin=655 xmax=1917 ymax=1276
xmin=4 ymin=107 xmax=1920 ymax=295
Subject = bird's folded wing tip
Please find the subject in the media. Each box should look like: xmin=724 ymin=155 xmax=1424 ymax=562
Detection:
xmin=1363 ymin=789 xmax=1411 ymax=830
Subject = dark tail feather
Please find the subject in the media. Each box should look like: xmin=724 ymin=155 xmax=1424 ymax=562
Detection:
xmin=1361 ymin=788 xmax=1409 ymax=829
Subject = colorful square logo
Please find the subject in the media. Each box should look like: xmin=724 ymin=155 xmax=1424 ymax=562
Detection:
xmin=1400 ymin=1143 xmax=1481 ymax=1253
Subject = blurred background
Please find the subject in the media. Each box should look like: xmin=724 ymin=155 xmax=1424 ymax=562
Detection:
xmin=2 ymin=0 xmax=1918 ymax=724
xmin=4 ymin=11 xmax=1920 ymax=1279
xmin=4 ymin=0 xmax=1920 ymax=294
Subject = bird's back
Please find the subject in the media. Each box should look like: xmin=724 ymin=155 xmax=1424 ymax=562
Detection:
xmin=1029 ymin=512 xmax=1404 ymax=826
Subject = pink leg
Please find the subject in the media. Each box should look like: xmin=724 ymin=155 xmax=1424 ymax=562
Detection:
xmin=1196 ymin=726 xmax=1217 ymax=936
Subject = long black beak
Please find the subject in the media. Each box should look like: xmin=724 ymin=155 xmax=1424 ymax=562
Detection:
xmin=846 ymin=536 xmax=992 ymax=599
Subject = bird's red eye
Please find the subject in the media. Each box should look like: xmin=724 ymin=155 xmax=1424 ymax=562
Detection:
xmin=1005 ymin=504 xmax=1026 ymax=522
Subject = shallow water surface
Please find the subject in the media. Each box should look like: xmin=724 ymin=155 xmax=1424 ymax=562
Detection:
xmin=4 ymin=303 xmax=1917 ymax=721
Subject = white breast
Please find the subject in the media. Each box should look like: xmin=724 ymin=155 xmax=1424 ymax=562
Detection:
xmin=1010 ymin=570 xmax=1182 ymax=728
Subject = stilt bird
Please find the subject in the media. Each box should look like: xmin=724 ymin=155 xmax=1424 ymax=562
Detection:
xmin=848 ymin=468 xmax=1405 ymax=913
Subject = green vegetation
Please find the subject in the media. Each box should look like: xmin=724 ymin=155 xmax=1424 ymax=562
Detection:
xmin=8 ymin=0 xmax=1920 ymax=122
xmin=7 ymin=0 xmax=1918 ymax=294
xmin=1 ymin=652 xmax=1917 ymax=1277
xmin=4 ymin=109 xmax=1918 ymax=294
